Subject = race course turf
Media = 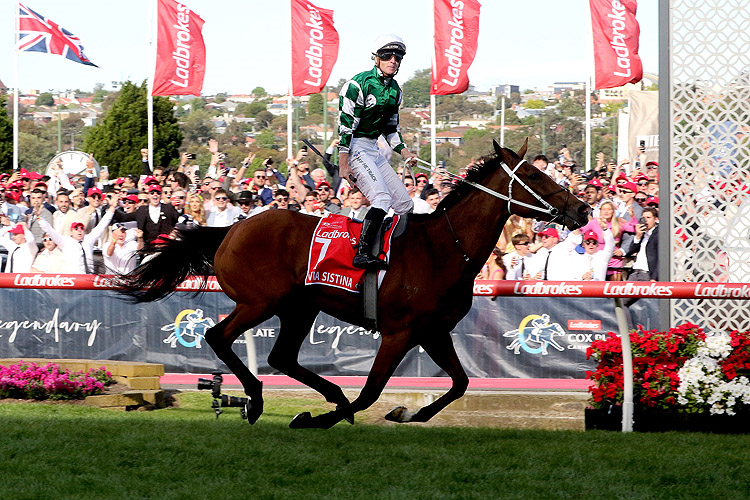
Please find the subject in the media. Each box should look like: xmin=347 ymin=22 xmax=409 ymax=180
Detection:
xmin=1 ymin=392 xmax=749 ymax=500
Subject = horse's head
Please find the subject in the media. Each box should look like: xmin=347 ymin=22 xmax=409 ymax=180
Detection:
xmin=491 ymin=139 xmax=590 ymax=230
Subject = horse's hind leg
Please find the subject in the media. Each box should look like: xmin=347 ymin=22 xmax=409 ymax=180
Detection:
xmin=291 ymin=331 xmax=413 ymax=429
xmin=205 ymin=303 xmax=272 ymax=424
xmin=268 ymin=306 xmax=352 ymax=422
xmin=385 ymin=331 xmax=469 ymax=423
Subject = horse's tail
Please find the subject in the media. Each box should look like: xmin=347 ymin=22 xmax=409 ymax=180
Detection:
xmin=115 ymin=225 xmax=231 ymax=303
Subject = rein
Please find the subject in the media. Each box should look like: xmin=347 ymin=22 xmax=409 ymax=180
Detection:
xmin=411 ymin=157 xmax=576 ymax=228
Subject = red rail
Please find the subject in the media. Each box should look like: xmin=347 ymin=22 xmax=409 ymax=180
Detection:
xmin=0 ymin=274 xmax=748 ymax=300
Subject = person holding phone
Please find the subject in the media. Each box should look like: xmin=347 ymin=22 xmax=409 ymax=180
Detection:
xmin=337 ymin=34 xmax=417 ymax=270
xmin=626 ymin=207 xmax=659 ymax=282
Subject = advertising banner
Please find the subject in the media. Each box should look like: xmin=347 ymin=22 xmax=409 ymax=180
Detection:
xmin=152 ymin=0 xmax=206 ymax=96
xmin=0 ymin=288 xmax=658 ymax=379
xmin=590 ymin=0 xmax=642 ymax=89
xmin=290 ymin=0 xmax=339 ymax=96
xmin=431 ymin=0 xmax=481 ymax=95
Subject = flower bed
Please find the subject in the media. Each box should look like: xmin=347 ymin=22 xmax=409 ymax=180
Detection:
xmin=0 ymin=360 xmax=114 ymax=401
xmin=585 ymin=323 xmax=750 ymax=431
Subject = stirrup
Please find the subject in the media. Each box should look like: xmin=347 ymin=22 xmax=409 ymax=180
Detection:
xmin=352 ymin=250 xmax=389 ymax=270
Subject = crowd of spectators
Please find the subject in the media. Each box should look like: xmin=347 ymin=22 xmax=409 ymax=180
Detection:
xmin=0 ymin=138 xmax=664 ymax=281
xmin=477 ymin=147 xmax=662 ymax=282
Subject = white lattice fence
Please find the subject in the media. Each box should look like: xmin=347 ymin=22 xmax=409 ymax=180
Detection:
xmin=669 ymin=0 xmax=750 ymax=331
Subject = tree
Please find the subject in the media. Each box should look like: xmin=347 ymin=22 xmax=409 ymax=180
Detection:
xmin=255 ymin=129 xmax=276 ymax=149
xmin=236 ymin=100 xmax=269 ymax=117
xmin=402 ymin=68 xmax=430 ymax=108
xmin=0 ymin=96 xmax=13 ymax=171
xmin=35 ymin=92 xmax=54 ymax=106
xmin=18 ymin=132 xmax=55 ymax=171
xmin=307 ymin=93 xmax=325 ymax=115
xmin=255 ymin=110 xmax=274 ymax=129
xmin=214 ymin=93 xmax=227 ymax=103
xmin=524 ymin=99 xmax=547 ymax=109
xmin=92 ymin=83 xmax=109 ymax=103
xmin=251 ymin=87 xmax=267 ymax=97
xmin=180 ymin=109 xmax=214 ymax=145
xmin=84 ymin=80 xmax=182 ymax=176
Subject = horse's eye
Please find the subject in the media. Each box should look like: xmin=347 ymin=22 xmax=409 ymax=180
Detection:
xmin=528 ymin=172 xmax=541 ymax=182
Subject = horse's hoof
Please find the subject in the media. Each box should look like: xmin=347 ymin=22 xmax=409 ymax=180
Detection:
xmin=336 ymin=405 xmax=355 ymax=425
xmin=244 ymin=399 xmax=262 ymax=425
xmin=289 ymin=411 xmax=313 ymax=429
xmin=384 ymin=406 xmax=413 ymax=423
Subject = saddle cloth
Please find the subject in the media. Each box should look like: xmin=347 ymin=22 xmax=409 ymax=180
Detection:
xmin=305 ymin=214 xmax=398 ymax=293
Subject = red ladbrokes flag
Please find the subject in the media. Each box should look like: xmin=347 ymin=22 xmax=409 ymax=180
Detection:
xmin=431 ymin=0 xmax=481 ymax=95
xmin=291 ymin=0 xmax=339 ymax=96
xmin=590 ymin=0 xmax=642 ymax=89
xmin=152 ymin=0 xmax=206 ymax=96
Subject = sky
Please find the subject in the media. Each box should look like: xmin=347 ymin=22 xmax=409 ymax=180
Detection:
xmin=1 ymin=0 xmax=659 ymax=96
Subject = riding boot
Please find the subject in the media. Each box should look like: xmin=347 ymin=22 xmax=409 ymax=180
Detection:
xmin=353 ymin=208 xmax=389 ymax=270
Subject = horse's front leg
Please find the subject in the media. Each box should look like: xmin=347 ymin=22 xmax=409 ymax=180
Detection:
xmin=290 ymin=331 xmax=413 ymax=429
xmin=385 ymin=331 xmax=468 ymax=423
xmin=205 ymin=304 xmax=270 ymax=424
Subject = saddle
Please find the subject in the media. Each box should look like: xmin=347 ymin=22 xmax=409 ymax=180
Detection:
xmin=361 ymin=214 xmax=408 ymax=331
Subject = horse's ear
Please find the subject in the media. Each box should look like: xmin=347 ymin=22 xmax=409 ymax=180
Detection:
xmin=518 ymin=138 xmax=529 ymax=159
xmin=492 ymin=139 xmax=503 ymax=156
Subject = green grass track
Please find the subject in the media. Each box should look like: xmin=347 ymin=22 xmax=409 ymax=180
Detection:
xmin=1 ymin=392 xmax=748 ymax=500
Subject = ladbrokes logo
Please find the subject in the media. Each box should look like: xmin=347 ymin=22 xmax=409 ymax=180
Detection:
xmin=161 ymin=308 xmax=215 ymax=348
xmin=14 ymin=274 xmax=76 ymax=288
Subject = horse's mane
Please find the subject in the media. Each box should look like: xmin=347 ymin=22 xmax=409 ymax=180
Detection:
xmin=410 ymin=151 xmax=503 ymax=222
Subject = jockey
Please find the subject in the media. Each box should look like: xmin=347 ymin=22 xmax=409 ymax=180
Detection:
xmin=338 ymin=34 xmax=418 ymax=270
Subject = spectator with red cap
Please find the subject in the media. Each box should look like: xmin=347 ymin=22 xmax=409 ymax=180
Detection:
xmin=582 ymin=183 xmax=603 ymax=217
xmin=316 ymin=180 xmax=341 ymax=214
xmin=614 ymin=181 xmax=643 ymax=221
xmin=114 ymin=183 xmax=180 ymax=246
xmin=645 ymin=161 xmax=659 ymax=181
xmin=528 ymin=227 xmax=577 ymax=280
xmin=0 ymin=221 xmax=37 ymax=273
xmin=565 ymin=223 xmax=616 ymax=281
xmin=414 ymin=172 xmax=431 ymax=198
xmin=1 ymin=186 xmax=26 ymax=224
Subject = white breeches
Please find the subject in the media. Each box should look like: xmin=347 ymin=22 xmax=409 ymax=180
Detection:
xmin=348 ymin=137 xmax=413 ymax=214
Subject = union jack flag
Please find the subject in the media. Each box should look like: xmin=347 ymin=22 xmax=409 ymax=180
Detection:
xmin=17 ymin=3 xmax=97 ymax=67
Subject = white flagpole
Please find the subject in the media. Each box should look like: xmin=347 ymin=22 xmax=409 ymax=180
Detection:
xmin=585 ymin=2 xmax=593 ymax=174
xmin=429 ymin=0 xmax=436 ymax=168
xmin=287 ymin=0 xmax=293 ymax=159
xmin=147 ymin=0 xmax=155 ymax=172
xmin=430 ymin=95 xmax=436 ymax=167
xmin=500 ymin=95 xmax=506 ymax=147
xmin=13 ymin=3 xmax=20 ymax=172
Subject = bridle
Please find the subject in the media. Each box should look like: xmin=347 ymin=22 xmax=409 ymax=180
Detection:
xmin=410 ymin=157 xmax=578 ymax=228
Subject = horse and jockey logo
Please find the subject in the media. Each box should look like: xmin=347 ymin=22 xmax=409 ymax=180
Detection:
xmin=504 ymin=314 xmax=565 ymax=355
xmin=161 ymin=309 xmax=216 ymax=348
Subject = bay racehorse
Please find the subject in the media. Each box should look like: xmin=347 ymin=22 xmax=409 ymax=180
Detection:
xmin=117 ymin=140 xmax=589 ymax=428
